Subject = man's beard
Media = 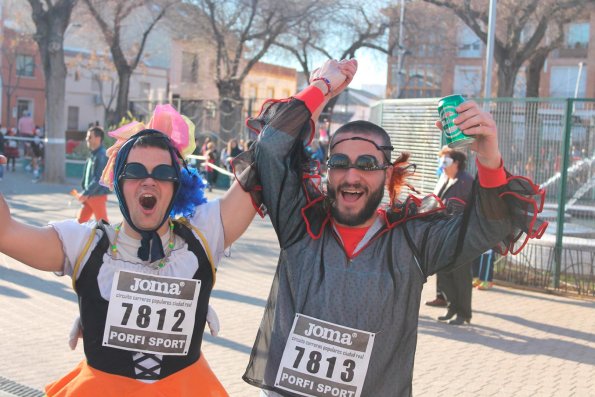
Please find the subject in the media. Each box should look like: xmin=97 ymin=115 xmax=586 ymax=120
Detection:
xmin=328 ymin=181 xmax=385 ymax=226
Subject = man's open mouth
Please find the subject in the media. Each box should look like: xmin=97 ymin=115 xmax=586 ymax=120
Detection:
xmin=139 ymin=194 xmax=157 ymax=210
xmin=341 ymin=189 xmax=364 ymax=202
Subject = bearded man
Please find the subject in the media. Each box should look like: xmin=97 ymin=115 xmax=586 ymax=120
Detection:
xmin=234 ymin=59 xmax=547 ymax=397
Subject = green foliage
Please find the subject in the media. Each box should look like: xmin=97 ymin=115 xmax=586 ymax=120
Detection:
xmin=104 ymin=111 xmax=144 ymax=148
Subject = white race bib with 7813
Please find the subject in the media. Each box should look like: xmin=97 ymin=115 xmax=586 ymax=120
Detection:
xmin=102 ymin=270 xmax=200 ymax=356
xmin=275 ymin=314 xmax=375 ymax=397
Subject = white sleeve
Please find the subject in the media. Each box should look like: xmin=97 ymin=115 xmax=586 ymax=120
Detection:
xmin=49 ymin=219 xmax=99 ymax=278
xmin=188 ymin=200 xmax=225 ymax=267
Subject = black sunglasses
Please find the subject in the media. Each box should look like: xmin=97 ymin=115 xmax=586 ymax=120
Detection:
xmin=327 ymin=153 xmax=389 ymax=171
xmin=119 ymin=162 xmax=179 ymax=182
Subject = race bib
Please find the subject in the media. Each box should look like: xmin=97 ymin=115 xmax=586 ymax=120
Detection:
xmin=275 ymin=314 xmax=375 ymax=397
xmin=102 ymin=270 xmax=200 ymax=356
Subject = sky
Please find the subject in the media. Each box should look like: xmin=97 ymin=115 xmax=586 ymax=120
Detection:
xmin=263 ymin=47 xmax=389 ymax=95
xmin=348 ymin=48 xmax=389 ymax=91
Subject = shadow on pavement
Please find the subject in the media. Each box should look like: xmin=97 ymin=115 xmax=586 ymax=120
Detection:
xmin=211 ymin=290 xmax=267 ymax=307
xmin=493 ymin=287 xmax=595 ymax=308
xmin=0 ymin=266 xmax=76 ymax=303
xmin=474 ymin=310 xmax=595 ymax=344
xmin=0 ymin=284 xmax=30 ymax=299
xmin=204 ymin=333 xmax=252 ymax=355
xmin=417 ymin=315 xmax=595 ymax=366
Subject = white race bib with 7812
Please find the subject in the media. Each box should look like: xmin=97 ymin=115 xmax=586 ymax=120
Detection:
xmin=102 ymin=270 xmax=200 ymax=355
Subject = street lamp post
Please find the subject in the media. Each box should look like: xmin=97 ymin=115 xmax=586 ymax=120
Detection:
xmin=483 ymin=0 xmax=497 ymax=101
xmin=394 ymin=0 xmax=406 ymax=98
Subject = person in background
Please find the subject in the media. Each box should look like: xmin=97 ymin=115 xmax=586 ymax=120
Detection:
xmin=4 ymin=128 xmax=19 ymax=172
xmin=429 ymin=146 xmax=475 ymax=325
xmin=473 ymin=249 xmax=495 ymax=290
xmin=17 ymin=111 xmax=35 ymax=136
xmin=18 ymin=111 xmax=36 ymax=162
xmin=220 ymin=139 xmax=243 ymax=173
xmin=0 ymin=126 xmax=5 ymax=181
xmin=30 ymin=128 xmax=45 ymax=182
xmin=75 ymin=126 xmax=110 ymax=223
xmin=201 ymin=137 xmax=212 ymax=155
xmin=205 ymin=141 xmax=219 ymax=192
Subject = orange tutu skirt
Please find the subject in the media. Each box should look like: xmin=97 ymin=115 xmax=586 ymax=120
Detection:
xmin=45 ymin=353 xmax=228 ymax=397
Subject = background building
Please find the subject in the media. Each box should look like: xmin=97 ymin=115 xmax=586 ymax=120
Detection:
xmin=386 ymin=2 xmax=595 ymax=99
xmin=243 ymin=62 xmax=297 ymax=118
xmin=0 ymin=26 xmax=45 ymax=130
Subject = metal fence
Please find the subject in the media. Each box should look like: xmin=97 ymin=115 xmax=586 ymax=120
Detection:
xmin=371 ymin=97 xmax=595 ymax=297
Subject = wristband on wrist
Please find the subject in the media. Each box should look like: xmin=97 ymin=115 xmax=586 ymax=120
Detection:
xmin=311 ymin=77 xmax=331 ymax=96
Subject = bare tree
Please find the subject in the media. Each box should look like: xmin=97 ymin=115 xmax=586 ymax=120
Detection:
xmin=27 ymin=0 xmax=77 ymax=183
xmin=422 ymin=0 xmax=590 ymax=97
xmin=274 ymin=1 xmax=393 ymax=122
xmin=189 ymin=0 xmax=320 ymax=142
xmin=81 ymin=0 xmax=173 ymax=124
xmin=66 ymin=50 xmax=118 ymax=126
xmin=385 ymin=1 xmax=458 ymax=99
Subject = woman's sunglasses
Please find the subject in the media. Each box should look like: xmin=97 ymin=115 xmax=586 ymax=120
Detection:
xmin=326 ymin=153 xmax=389 ymax=171
xmin=119 ymin=162 xmax=179 ymax=182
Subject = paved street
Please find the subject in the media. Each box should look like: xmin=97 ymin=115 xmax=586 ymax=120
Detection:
xmin=0 ymin=169 xmax=594 ymax=396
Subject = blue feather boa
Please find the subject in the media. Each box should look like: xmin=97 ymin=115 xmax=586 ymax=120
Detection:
xmin=170 ymin=167 xmax=208 ymax=218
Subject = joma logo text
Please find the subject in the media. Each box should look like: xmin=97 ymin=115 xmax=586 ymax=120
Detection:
xmin=130 ymin=278 xmax=182 ymax=295
xmin=303 ymin=323 xmax=353 ymax=345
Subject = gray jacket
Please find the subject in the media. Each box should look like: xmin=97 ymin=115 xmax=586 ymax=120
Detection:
xmin=240 ymin=99 xmax=545 ymax=397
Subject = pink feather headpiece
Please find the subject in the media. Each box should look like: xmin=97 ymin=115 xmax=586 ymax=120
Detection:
xmin=100 ymin=104 xmax=196 ymax=190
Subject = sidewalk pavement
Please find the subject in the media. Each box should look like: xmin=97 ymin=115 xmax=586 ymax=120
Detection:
xmin=0 ymin=170 xmax=594 ymax=397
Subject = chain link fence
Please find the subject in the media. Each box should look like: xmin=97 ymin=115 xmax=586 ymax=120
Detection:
xmin=372 ymin=97 xmax=595 ymax=297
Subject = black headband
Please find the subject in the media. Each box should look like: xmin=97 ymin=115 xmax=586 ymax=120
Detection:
xmin=330 ymin=136 xmax=394 ymax=163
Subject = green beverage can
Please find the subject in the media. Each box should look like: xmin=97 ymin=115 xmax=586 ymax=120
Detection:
xmin=438 ymin=94 xmax=474 ymax=148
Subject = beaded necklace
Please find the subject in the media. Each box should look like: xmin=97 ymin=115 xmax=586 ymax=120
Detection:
xmin=111 ymin=220 xmax=175 ymax=269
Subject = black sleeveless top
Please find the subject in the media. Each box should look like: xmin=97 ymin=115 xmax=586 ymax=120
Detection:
xmin=75 ymin=220 xmax=214 ymax=380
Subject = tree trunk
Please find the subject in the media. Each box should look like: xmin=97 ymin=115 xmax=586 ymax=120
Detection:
xmin=526 ymin=53 xmax=546 ymax=98
xmin=43 ymin=49 xmax=67 ymax=183
xmin=496 ymin=65 xmax=517 ymax=98
xmin=4 ymin=92 xmax=12 ymax=128
xmin=115 ymin=69 xmax=131 ymax=123
xmin=216 ymin=79 xmax=243 ymax=144
xmin=494 ymin=64 xmax=520 ymax=149
xmin=522 ymin=53 xmax=548 ymax=177
xmin=33 ymin=15 xmax=70 ymax=183
xmin=28 ymin=0 xmax=75 ymax=183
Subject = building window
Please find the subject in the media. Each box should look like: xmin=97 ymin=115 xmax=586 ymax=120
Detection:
xmin=550 ymin=66 xmax=586 ymax=98
xmin=182 ymin=52 xmax=198 ymax=83
xmin=413 ymin=31 xmax=441 ymax=58
xmin=457 ymin=26 xmax=482 ymax=58
xmin=17 ymin=100 xmax=32 ymax=120
xmin=139 ymin=82 xmax=151 ymax=98
xmin=566 ymin=23 xmax=589 ymax=49
xmin=67 ymin=106 xmax=80 ymax=130
xmin=16 ymin=54 xmax=35 ymax=77
xmin=400 ymin=64 xmax=442 ymax=98
xmin=266 ymin=87 xmax=275 ymax=99
xmin=248 ymin=85 xmax=258 ymax=99
xmin=454 ymin=65 xmax=482 ymax=97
